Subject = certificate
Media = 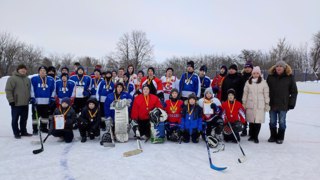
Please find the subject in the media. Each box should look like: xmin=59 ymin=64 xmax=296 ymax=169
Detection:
xmin=54 ymin=115 xmax=65 ymax=130
xmin=75 ymin=86 xmax=84 ymax=98
xmin=204 ymin=103 xmax=213 ymax=115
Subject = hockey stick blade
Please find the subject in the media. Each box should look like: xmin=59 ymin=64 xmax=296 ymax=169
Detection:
xmin=103 ymin=143 xmax=115 ymax=147
xmin=210 ymin=163 xmax=227 ymax=171
xmin=123 ymin=149 xmax=143 ymax=157
xmin=32 ymin=148 xmax=43 ymax=154
xmin=238 ymin=156 xmax=247 ymax=163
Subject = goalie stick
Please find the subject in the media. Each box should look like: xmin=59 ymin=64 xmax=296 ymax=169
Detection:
xmin=123 ymin=139 xmax=143 ymax=157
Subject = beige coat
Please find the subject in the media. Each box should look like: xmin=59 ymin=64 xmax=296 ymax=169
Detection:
xmin=242 ymin=78 xmax=270 ymax=123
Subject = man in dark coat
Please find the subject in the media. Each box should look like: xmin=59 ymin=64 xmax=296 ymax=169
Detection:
xmin=221 ymin=64 xmax=243 ymax=102
xmin=5 ymin=64 xmax=32 ymax=139
xmin=266 ymin=60 xmax=298 ymax=144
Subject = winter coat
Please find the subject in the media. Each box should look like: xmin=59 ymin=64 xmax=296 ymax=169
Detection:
xmin=131 ymin=94 xmax=163 ymax=121
xmin=50 ymin=106 xmax=76 ymax=131
xmin=5 ymin=71 xmax=31 ymax=106
xmin=198 ymin=97 xmax=222 ymax=121
xmin=221 ymin=73 xmax=243 ymax=102
xmin=211 ymin=74 xmax=225 ymax=101
xmin=180 ymin=104 xmax=203 ymax=134
xmin=79 ymin=99 xmax=101 ymax=131
xmin=242 ymin=77 xmax=270 ymax=123
xmin=266 ymin=65 xmax=298 ymax=111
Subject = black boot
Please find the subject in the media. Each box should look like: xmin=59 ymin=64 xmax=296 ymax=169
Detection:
xmin=248 ymin=123 xmax=254 ymax=141
xmin=268 ymin=128 xmax=277 ymax=143
xmin=81 ymin=136 xmax=87 ymax=143
xmin=240 ymin=122 xmax=247 ymax=136
xmin=276 ymin=129 xmax=285 ymax=144
xmin=32 ymin=124 xmax=38 ymax=135
xmin=253 ymin=124 xmax=261 ymax=144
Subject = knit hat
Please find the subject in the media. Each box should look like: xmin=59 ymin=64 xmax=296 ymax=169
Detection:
xmin=93 ymin=68 xmax=101 ymax=74
xmin=244 ymin=61 xmax=253 ymax=69
xmin=229 ymin=64 xmax=238 ymax=71
xmin=204 ymin=88 xmax=214 ymax=96
xmin=169 ymin=88 xmax=179 ymax=100
xmin=252 ymin=66 xmax=261 ymax=75
xmin=220 ymin=65 xmax=227 ymax=72
xmin=227 ymin=88 xmax=236 ymax=96
xmin=166 ymin=67 xmax=174 ymax=72
xmin=77 ymin=66 xmax=85 ymax=74
xmin=61 ymin=97 xmax=71 ymax=106
xmin=188 ymin=93 xmax=197 ymax=101
xmin=200 ymin=65 xmax=208 ymax=73
xmin=38 ymin=66 xmax=47 ymax=72
xmin=105 ymin=71 xmax=112 ymax=76
xmin=95 ymin=64 xmax=102 ymax=69
xmin=147 ymin=67 xmax=155 ymax=74
xmin=275 ymin=60 xmax=287 ymax=68
xmin=187 ymin=61 xmax=195 ymax=69
xmin=61 ymin=73 xmax=69 ymax=79
xmin=16 ymin=64 xmax=27 ymax=71
xmin=47 ymin=66 xmax=56 ymax=73
xmin=61 ymin=66 xmax=69 ymax=73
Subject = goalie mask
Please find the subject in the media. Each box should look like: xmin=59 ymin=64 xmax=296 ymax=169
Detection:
xmin=149 ymin=108 xmax=168 ymax=126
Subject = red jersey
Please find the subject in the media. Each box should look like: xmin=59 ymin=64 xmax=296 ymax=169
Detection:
xmin=140 ymin=76 xmax=163 ymax=95
xmin=131 ymin=94 xmax=163 ymax=121
xmin=165 ymin=99 xmax=183 ymax=123
xmin=221 ymin=100 xmax=246 ymax=124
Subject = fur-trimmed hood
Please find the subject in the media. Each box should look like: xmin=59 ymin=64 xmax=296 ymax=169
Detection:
xmin=268 ymin=64 xmax=293 ymax=76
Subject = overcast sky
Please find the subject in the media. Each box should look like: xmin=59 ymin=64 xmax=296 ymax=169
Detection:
xmin=1 ymin=0 xmax=320 ymax=62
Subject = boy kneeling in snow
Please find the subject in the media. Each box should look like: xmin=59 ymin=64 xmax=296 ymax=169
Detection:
xmin=78 ymin=98 xmax=101 ymax=143
xmin=49 ymin=97 xmax=76 ymax=143
xmin=164 ymin=88 xmax=184 ymax=141
xmin=180 ymin=93 xmax=202 ymax=143
xmin=221 ymin=89 xmax=246 ymax=143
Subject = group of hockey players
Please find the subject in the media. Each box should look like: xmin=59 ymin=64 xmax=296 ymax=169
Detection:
xmin=5 ymin=59 xmax=298 ymax=148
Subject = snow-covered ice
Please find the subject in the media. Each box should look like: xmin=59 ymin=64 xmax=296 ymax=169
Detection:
xmin=0 ymin=78 xmax=320 ymax=180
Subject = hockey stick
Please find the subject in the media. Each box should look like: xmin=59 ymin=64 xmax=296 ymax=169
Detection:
xmin=33 ymin=106 xmax=44 ymax=154
xmin=205 ymin=135 xmax=227 ymax=171
xmin=123 ymin=139 xmax=143 ymax=157
xmin=227 ymin=121 xmax=246 ymax=163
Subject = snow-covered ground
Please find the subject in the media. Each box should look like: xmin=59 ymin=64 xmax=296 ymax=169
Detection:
xmin=0 ymin=78 xmax=319 ymax=180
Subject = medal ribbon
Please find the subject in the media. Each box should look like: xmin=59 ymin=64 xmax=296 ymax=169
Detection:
xmin=40 ymin=76 xmax=47 ymax=88
xmin=77 ymin=75 xmax=84 ymax=85
xmin=59 ymin=106 xmax=71 ymax=120
xmin=88 ymin=109 xmax=98 ymax=120
xmin=185 ymin=73 xmax=194 ymax=83
xmin=187 ymin=103 xmax=195 ymax=115
xmin=227 ymin=100 xmax=236 ymax=117
xmin=114 ymin=93 xmax=120 ymax=101
xmin=170 ymin=100 xmax=179 ymax=112
xmin=144 ymin=95 xmax=149 ymax=109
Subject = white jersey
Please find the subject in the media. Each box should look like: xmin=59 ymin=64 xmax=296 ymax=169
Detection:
xmin=160 ymin=75 xmax=180 ymax=101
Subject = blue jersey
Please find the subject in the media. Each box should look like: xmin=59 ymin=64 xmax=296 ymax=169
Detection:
xmin=90 ymin=78 xmax=103 ymax=99
xmin=124 ymin=81 xmax=135 ymax=97
xmin=179 ymin=72 xmax=201 ymax=98
xmin=69 ymin=75 xmax=91 ymax=98
xmin=200 ymin=75 xmax=211 ymax=97
xmin=104 ymin=92 xmax=133 ymax=121
xmin=55 ymin=79 xmax=76 ymax=102
xmin=96 ymin=80 xmax=115 ymax=103
xmin=31 ymin=75 xmax=55 ymax=105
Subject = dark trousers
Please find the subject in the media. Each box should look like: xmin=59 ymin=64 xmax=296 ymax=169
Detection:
xmin=78 ymin=122 xmax=100 ymax=139
xmin=182 ymin=129 xmax=200 ymax=143
xmin=73 ymin=97 xmax=88 ymax=114
xmin=137 ymin=120 xmax=151 ymax=138
xmin=11 ymin=106 xmax=29 ymax=136
xmin=52 ymin=130 xmax=74 ymax=143
xmin=36 ymin=105 xmax=50 ymax=131
xmin=99 ymin=102 xmax=106 ymax=129
xmin=249 ymin=123 xmax=261 ymax=140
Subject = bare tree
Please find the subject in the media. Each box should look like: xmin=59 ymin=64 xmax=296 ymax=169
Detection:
xmin=115 ymin=30 xmax=153 ymax=70
xmin=311 ymin=31 xmax=320 ymax=79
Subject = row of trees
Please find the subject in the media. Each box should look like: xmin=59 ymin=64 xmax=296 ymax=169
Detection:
xmin=0 ymin=30 xmax=319 ymax=80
